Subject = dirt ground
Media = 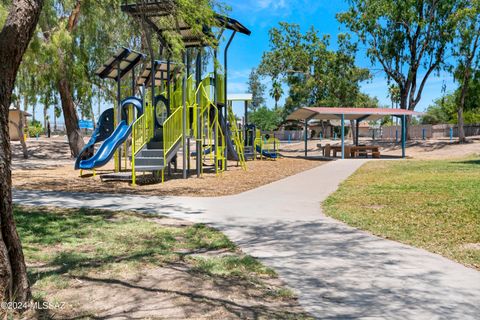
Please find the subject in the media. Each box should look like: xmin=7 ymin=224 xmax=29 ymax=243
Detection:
xmin=12 ymin=137 xmax=324 ymax=197
xmin=40 ymin=264 xmax=309 ymax=319
xmin=11 ymin=135 xmax=479 ymax=197
xmin=42 ymin=266 xmax=307 ymax=319
xmin=18 ymin=208 xmax=311 ymax=320
xmin=280 ymin=136 xmax=480 ymax=160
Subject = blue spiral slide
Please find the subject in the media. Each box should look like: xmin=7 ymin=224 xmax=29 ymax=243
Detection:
xmin=76 ymin=97 xmax=142 ymax=170
xmin=78 ymin=121 xmax=132 ymax=170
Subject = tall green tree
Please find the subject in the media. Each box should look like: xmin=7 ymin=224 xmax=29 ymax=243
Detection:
xmin=388 ymin=84 xmax=400 ymax=109
xmin=338 ymin=0 xmax=460 ymax=112
xmin=259 ymin=23 xmax=370 ymax=119
xmin=422 ymin=88 xmax=480 ymax=125
xmin=269 ymin=80 xmax=283 ymax=109
xmin=250 ymin=106 xmax=282 ymax=131
xmin=33 ymin=0 xmax=134 ymax=156
xmin=247 ymin=68 xmax=266 ymax=111
xmin=0 ymin=0 xmax=43 ymax=305
xmin=451 ymin=0 xmax=480 ymax=142
xmin=259 ymin=23 xmax=371 ymax=142
xmin=20 ymin=0 xmax=223 ymax=156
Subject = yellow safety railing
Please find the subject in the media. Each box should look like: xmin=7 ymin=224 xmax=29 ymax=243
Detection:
xmin=199 ymin=83 xmax=226 ymax=174
xmin=227 ymin=103 xmax=247 ymax=170
xmin=163 ymin=106 xmax=183 ymax=164
xmin=131 ymin=102 xmax=154 ymax=185
xmin=188 ymin=78 xmax=226 ymax=175
xmin=216 ymin=73 xmax=225 ymax=104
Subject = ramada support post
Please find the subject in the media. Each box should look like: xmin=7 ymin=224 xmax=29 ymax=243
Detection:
xmin=304 ymin=120 xmax=308 ymax=157
xmin=304 ymin=114 xmax=315 ymax=157
xmin=355 ymin=115 xmax=370 ymax=146
xmin=402 ymin=114 xmax=406 ymax=159
xmin=341 ymin=114 xmax=345 ymax=159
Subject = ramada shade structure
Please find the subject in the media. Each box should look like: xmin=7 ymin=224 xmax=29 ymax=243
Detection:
xmin=287 ymin=107 xmax=423 ymax=159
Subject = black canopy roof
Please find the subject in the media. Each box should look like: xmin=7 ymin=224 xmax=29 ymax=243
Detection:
xmin=136 ymin=60 xmax=179 ymax=86
xmin=95 ymin=47 xmax=146 ymax=80
xmin=121 ymin=0 xmax=251 ymax=48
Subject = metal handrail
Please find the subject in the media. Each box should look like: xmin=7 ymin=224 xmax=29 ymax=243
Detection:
xmin=131 ymin=102 xmax=154 ymax=185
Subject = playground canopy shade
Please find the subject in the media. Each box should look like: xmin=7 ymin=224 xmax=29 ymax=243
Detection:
xmin=121 ymin=1 xmax=251 ymax=48
xmin=287 ymin=107 xmax=422 ymax=122
xmin=287 ymin=107 xmax=423 ymax=159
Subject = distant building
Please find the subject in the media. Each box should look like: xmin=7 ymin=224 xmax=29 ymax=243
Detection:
xmin=8 ymin=106 xmax=31 ymax=141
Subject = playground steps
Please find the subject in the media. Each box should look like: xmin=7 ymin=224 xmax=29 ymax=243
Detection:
xmin=133 ymin=138 xmax=182 ymax=172
xmin=243 ymin=146 xmax=254 ymax=160
xmin=101 ymin=172 xmax=139 ymax=182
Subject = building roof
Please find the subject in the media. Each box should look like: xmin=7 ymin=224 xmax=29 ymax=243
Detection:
xmin=9 ymin=106 xmax=32 ymax=116
xmin=287 ymin=107 xmax=423 ymax=122
xmin=228 ymin=93 xmax=252 ymax=102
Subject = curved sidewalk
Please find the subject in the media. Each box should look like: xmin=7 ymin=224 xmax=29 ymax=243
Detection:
xmin=14 ymin=159 xmax=480 ymax=319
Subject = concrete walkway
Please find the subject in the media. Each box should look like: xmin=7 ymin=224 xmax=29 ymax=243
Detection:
xmin=14 ymin=160 xmax=480 ymax=319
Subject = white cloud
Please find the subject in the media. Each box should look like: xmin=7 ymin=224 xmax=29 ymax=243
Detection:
xmin=257 ymin=0 xmax=287 ymax=10
xmin=229 ymin=69 xmax=252 ymax=80
xmin=228 ymin=82 xmax=249 ymax=93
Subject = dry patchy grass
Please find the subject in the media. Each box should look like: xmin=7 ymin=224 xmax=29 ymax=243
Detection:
xmin=15 ymin=206 xmax=311 ymax=319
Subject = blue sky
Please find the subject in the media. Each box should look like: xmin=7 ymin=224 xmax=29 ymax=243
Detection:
xmin=222 ymin=0 xmax=456 ymax=115
xmin=34 ymin=0 xmax=456 ymax=123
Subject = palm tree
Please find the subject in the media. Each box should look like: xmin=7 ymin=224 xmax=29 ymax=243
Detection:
xmin=270 ymin=80 xmax=284 ymax=110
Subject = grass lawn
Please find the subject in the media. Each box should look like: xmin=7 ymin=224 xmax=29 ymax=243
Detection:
xmin=323 ymin=158 xmax=480 ymax=269
xmin=15 ymin=205 xmax=311 ymax=319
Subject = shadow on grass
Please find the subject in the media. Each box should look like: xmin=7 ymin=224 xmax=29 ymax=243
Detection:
xmin=15 ymin=206 xmax=310 ymax=319
xmin=455 ymin=159 xmax=480 ymax=165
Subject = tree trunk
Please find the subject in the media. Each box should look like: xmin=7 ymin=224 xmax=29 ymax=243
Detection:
xmin=43 ymin=102 xmax=47 ymax=135
xmin=18 ymin=114 xmax=28 ymax=158
xmin=58 ymin=77 xmax=84 ymax=157
xmin=90 ymin=103 xmax=96 ymax=130
xmin=0 ymin=0 xmax=43 ymax=305
xmin=13 ymin=99 xmax=28 ymax=158
xmin=55 ymin=0 xmax=84 ymax=157
xmin=457 ymin=106 xmax=465 ymax=143
xmin=457 ymin=71 xmax=469 ymax=144
xmin=350 ymin=120 xmax=356 ymax=143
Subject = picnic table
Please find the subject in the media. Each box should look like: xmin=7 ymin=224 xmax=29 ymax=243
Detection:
xmin=318 ymin=144 xmax=381 ymax=158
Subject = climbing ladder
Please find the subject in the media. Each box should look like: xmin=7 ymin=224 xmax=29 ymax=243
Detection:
xmin=227 ymin=102 xmax=247 ymax=170
xmin=192 ymin=77 xmax=226 ymax=175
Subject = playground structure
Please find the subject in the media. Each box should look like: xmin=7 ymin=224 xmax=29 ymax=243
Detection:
xmin=226 ymin=93 xmax=280 ymax=160
xmin=74 ymin=1 xmax=257 ymax=185
xmin=254 ymin=129 xmax=280 ymax=160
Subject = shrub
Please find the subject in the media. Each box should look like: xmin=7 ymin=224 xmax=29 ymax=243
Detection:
xmin=28 ymin=120 xmax=44 ymax=137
